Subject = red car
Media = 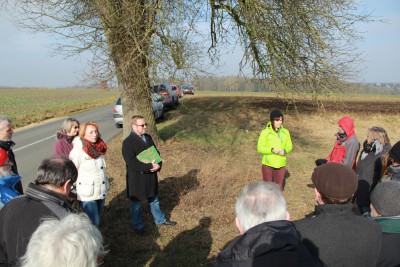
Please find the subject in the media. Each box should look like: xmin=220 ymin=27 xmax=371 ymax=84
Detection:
xmin=170 ymin=84 xmax=183 ymax=98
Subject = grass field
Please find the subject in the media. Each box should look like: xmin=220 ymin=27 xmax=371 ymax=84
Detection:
xmin=101 ymin=94 xmax=400 ymax=266
xmin=0 ymin=87 xmax=118 ymax=127
xmin=3 ymin=89 xmax=400 ymax=266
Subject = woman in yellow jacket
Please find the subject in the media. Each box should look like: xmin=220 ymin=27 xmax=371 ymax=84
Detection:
xmin=257 ymin=110 xmax=293 ymax=191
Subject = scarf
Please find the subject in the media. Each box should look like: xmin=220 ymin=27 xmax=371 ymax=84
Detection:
xmin=334 ymin=132 xmax=347 ymax=144
xmin=360 ymin=140 xmax=383 ymax=160
xmin=81 ymin=138 xmax=107 ymax=159
xmin=0 ymin=140 xmax=15 ymax=151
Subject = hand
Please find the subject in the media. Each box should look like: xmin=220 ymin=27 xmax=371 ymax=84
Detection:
xmin=272 ymin=148 xmax=280 ymax=154
xmin=278 ymin=150 xmax=285 ymax=156
xmin=150 ymin=160 xmax=160 ymax=172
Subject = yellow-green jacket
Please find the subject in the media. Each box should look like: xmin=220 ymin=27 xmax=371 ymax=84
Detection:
xmin=257 ymin=122 xmax=293 ymax=168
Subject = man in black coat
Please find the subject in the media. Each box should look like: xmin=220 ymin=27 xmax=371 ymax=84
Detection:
xmin=122 ymin=115 xmax=176 ymax=236
xmin=0 ymin=157 xmax=78 ymax=267
xmin=215 ymin=181 xmax=324 ymax=267
xmin=0 ymin=116 xmax=23 ymax=194
xmin=370 ymin=181 xmax=400 ymax=267
xmin=294 ymin=162 xmax=382 ymax=267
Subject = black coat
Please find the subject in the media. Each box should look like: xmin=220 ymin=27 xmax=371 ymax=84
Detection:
xmin=214 ymin=220 xmax=324 ymax=267
xmin=374 ymin=217 xmax=400 ymax=267
xmin=355 ymin=144 xmax=391 ymax=207
xmin=122 ymin=133 xmax=162 ymax=201
xmin=0 ymin=183 xmax=75 ymax=267
xmin=294 ymin=204 xmax=382 ymax=267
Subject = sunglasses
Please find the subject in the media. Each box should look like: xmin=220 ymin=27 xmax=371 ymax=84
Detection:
xmin=136 ymin=123 xmax=147 ymax=127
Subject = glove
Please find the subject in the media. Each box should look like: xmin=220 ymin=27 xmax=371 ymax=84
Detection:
xmin=315 ymin=159 xmax=328 ymax=166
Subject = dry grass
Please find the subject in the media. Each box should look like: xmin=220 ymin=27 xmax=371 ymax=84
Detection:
xmin=101 ymin=95 xmax=400 ymax=266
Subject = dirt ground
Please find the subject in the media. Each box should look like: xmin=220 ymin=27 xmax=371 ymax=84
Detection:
xmin=101 ymin=95 xmax=400 ymax=266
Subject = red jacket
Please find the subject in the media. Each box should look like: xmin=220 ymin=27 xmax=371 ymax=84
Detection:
xmin=326 ymin=117 xmax=359 ymax=170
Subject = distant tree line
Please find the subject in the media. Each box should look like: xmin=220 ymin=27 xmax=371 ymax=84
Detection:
xmin=192 ymin=76 xmax=400 ymax=95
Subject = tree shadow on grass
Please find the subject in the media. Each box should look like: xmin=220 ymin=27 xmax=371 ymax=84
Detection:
xmin=101 ymin=169 xmax=200 ymax=266
xmin=151 ymin=217 xmax=213 ymax=267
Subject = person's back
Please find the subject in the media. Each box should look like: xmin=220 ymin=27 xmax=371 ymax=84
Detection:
xmin=294 ymin=163 xmax=381 ymax=267
xmin=0 ymin=158 xmax=77 ymax=266
xmin=216 ymin=220 xmax=321 ymax=267
xmin=370 ymin=181 xmax=400 ymax=267
xmin=215 ymin=182 xmax=323 ymax=267
xmin=295 ymin=203 xmax=381 ymax=266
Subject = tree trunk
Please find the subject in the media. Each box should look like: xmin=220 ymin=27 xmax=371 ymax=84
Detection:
xmin=94 ymin=1 xmax=160 ymax=143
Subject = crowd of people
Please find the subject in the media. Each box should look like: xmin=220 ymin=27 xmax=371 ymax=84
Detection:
xmin=0 ymin=111 xmax=399 ymax=266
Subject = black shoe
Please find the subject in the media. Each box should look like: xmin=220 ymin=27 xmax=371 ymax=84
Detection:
xmin=134 ymin=228 xmax=146 ymax=236
xmin=159 ymin=220 xmax=177 ymax=226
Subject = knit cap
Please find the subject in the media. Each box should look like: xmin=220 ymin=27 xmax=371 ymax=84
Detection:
xmin=370 ymin=181 xmax=400 ymax=217
xmin=389 ymin=141 xmax=400 ymax=163
xmin=270 ymin=110 xmax=283 ymax=122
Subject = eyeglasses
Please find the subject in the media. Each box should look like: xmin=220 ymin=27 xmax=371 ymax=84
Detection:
xmin=135 ymin=123 xmax=147 ymax=127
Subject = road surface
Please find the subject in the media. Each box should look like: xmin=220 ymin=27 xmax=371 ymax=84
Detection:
xmin=12 ymin=104 xmax=122 ymax=190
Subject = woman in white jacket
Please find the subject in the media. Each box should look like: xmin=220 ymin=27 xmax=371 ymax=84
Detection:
xmin=69 ymin=122 xmax=109 ymax=227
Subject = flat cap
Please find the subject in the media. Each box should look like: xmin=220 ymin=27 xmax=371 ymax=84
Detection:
xmin=312 ymin=162 xmax=358 ymax=200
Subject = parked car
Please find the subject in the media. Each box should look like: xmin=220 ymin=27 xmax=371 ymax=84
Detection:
xmin=113 ymin=95 xmax=164 ymax=128
xmin=182 ymin=85 xmax=194 ymax=95
xmin=152 ymin=83 xmax=179 ymax=109
xmin=170 ymin=84 xmax=183 ymax=98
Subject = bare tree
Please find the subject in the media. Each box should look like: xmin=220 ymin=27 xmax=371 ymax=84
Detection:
xmin=5 ymin=0 xmax=370 ymax=140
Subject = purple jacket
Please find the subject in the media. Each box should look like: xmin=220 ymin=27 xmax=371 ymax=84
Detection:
xmin=53 ymin=132 xmax=75 ymax=158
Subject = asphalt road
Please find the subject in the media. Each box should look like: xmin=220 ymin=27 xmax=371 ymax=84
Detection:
xmin=12 ymin=104 xmax=122 ymax=190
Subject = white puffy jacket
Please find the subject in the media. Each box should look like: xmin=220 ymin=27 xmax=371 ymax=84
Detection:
xmin=69 ymin=137 xmax=109 ymax=201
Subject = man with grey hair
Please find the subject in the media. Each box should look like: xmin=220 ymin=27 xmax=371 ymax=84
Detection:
xmin=0 ymin=116 xmax=23 ymax=194
xmin=0 ymin=157 xmax=78 ymax=267
xmin=215 ymin=181 xmax=324 ymax=266
xmin=19 ymin=213 xmax=106 ymax=267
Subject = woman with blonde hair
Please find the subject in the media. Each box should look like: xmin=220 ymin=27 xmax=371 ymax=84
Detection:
xmin=354 ymin=126 xmax=391 ymax=216
xmin=69 ymin=122 xmax=109 ymax=227
xmin=53 ymin=118 xmax=80 ymax=158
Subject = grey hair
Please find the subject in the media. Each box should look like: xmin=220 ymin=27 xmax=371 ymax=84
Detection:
xmin=236 ymin=182 xmax=287 ymax=232
xmin=0 ymin=116 xmax=12 ymax=130
xmin=60 ymin=118 xmax=79 ymax=134
xmin=19 ymin=213 xmax=106 ymax=267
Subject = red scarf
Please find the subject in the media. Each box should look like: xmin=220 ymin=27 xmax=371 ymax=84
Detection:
xmin=81 ymin=138 xmax=107 ymax=159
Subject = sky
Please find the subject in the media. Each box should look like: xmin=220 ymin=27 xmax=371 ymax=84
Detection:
xmin=0 ymin=1 xmax=399 ymax=88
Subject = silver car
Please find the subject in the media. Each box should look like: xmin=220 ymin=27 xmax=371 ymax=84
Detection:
xmin=113 ymin=95 xmax=164 ymax=128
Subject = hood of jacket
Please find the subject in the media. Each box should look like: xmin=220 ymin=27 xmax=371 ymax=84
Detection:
xmin=56 ymin=131 xmax=75 ymax=143
xmin=338 ymin=116 xmax=355 ymax=138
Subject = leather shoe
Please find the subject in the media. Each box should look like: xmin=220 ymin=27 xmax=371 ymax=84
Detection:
xmin=134 ymin=228 xmax=146 ymax=236
xmin=159 ymin=220 xmax=177 ymax=226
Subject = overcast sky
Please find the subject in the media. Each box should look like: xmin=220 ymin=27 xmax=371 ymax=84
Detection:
xmin=0 ymin=1 xmax=399 ymax=88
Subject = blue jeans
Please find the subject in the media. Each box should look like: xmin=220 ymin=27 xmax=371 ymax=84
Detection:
xmin=82 ymin=199 xmax=105 ymax=227
xmin=130 ymin=195 xmax=166 ymax=230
